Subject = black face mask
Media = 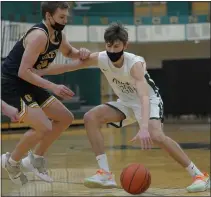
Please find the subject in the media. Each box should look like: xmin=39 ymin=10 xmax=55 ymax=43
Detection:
xmin=106 ymin=50 xmax=123 ymax=62
xmin=50 ymin=17 xmax=65 ymax=32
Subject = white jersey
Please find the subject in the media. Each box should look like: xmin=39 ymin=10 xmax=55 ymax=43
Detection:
xmin=98 ymin=51 xmax=160 ymax=104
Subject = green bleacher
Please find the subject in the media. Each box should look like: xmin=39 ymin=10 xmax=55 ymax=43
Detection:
xmin=1 ymin=2 xmax=209 ymax=25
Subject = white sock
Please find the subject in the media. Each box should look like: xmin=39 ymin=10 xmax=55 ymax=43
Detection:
xmin=96 ymin=154 xmax=110 ymax=172
xmin=8 ymin=157 xmax=19 ymax=166
xmin=186 ymin=162 xmax=203 ymax=177
xmin=33 ymin=154 xmax=44 ymax=159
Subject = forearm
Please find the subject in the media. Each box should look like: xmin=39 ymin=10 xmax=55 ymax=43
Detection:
xmin=139 ymin=95 xmax=150 ymax=127
xmin=39 ymin=64 xmax=69 ymax=76
xmin=37 ymin=60 xmax=90 ymax=76
xmin=137 ymin=83 xmax=150 ymax=127
xmin=66 ymin=46 xmax=80 ymax=59
xmin=19 ymin=69 xmax=55 ymax=90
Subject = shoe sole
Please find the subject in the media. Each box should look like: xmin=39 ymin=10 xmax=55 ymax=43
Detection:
xmin=2 ymin=154 xmax=25 ymax=186
xmin=186 ymin=179 xmax=210 ymax=193
xmin=22 ymin=157 xmax=53 ymax=183
xmin=84 ymin=180 xmax=117 ymax=189
xmin=187 ymin=187 xmax=210 ymax=193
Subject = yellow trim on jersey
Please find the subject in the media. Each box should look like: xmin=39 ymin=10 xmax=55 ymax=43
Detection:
xmin=22 ymin=27 xmax=49 ymax=54
xmin=18 ymin=99 xmax=27 ymax=122
xmin=41 ymin=96 xmax=56 ymax=109
xmin=28 ymin=102 xmax=39 ymax=108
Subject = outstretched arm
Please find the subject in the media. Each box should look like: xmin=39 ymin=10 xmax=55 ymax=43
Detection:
xmin=59 ymin=32 xmax=90 ymax=60
xmin=34 ymin=52 xmax=99 ymax=76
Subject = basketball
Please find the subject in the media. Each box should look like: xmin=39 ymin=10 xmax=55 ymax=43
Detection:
xmin=120 ymin=163 xmax=151 ymax=195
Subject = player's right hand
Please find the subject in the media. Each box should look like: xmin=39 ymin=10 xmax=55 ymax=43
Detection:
xmin=52 ymin=84 xmax=75 ymax=100
xmin=130 ymin=130 xmax=153 ymax=150
xmin=79 ymin=48 xmax=91 ymax=60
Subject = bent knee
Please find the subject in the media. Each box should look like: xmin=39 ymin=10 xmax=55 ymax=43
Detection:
xmin=35 ymin=119 xmax=52 ymax=138
xmin=84 ymin=111 xmax=96 ymax=123
xmin=84 ymin=111 xmax=105 ymax=125
xmin=57 ymin=110 xmax=74 ymax=126
xmin=42 ymin=119 xmax=52 ymax=133
xmin=149 ymin=126 xmax=166 ymax=144
xmin=149 ymin=120 xmax=166 ymax=143
xmin=62 ymin=111 xmax=74 ymax=125
xmin=150 ymin=132 xmax=166 ymax=144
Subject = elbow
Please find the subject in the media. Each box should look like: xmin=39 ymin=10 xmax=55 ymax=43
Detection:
xmin=69 ymin=51 xmax=80 ymax=60
xmin=63 ymin=49 xmax=76 ymax=59
xmin=18 ymin=69 xmax=24 ymax=79
xmin=62 ymin=52 xmax=69 ymax=58
xmin=18 ymin=68 xmax=29 ymax=80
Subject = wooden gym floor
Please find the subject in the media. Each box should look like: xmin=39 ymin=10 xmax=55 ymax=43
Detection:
xmin=1 ymin=123 xmax=210 ymax=196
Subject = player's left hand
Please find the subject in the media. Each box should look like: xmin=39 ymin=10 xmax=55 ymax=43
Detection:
xmin=79 ymin=48 xmax=91 ymax=60
xmin=130 ymin=128 xmax=153 ymax=150
xmin=3 ymin=105 xmax=20 ymax=122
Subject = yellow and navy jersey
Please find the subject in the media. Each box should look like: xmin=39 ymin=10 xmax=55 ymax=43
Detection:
xmin=2 ymin=22 xmax=62 ymax=77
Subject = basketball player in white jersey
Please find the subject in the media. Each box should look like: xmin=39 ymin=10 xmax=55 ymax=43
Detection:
xmin=35 ymin=22 xmax=210 ymax=193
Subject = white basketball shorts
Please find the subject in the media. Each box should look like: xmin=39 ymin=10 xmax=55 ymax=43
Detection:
xmin=106 ymin=97 xmax=164 ymax=128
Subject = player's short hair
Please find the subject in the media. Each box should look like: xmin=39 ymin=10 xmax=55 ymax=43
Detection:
xmin=41 ymin=1 xmax=70 ymax=19
xmin=104 ymin=22 xmax=128 ymax=45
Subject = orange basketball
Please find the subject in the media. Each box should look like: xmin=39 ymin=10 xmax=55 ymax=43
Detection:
xmin=120 ymin=163 xmax=151 ymax=195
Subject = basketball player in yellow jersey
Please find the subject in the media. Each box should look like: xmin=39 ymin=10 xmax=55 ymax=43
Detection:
xmin=35 ymin=22 xmax=210 ymax=193
xmin=1 ymin=2 xmax=90 ymax=185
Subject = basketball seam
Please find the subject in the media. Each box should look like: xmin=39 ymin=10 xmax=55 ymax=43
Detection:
xmin=134 ymin=166 xmax=148 ymax=194
xmin=120 ymin=167 xmax=126 ymax=187
xmin=140 ymin=168 xmax=150 ymax=193
xmin=128 ymin=164 xmax=141 ymax=193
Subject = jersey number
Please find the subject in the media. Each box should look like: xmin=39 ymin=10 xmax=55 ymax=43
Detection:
xmin=24 ymin=94 xmax=32 ymax=102
xmin=37 ymin=60 xmax=48 ymax=70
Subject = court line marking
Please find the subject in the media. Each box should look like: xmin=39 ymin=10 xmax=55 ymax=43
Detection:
xmin=2 ymin=178 xmax=210 ymax=196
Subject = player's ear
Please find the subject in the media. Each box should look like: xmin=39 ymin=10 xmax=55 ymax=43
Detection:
xmin=46 ymin=12 xmax=51 ymax=20
xmin=124 ymin=42 xmax=128 ymax=50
